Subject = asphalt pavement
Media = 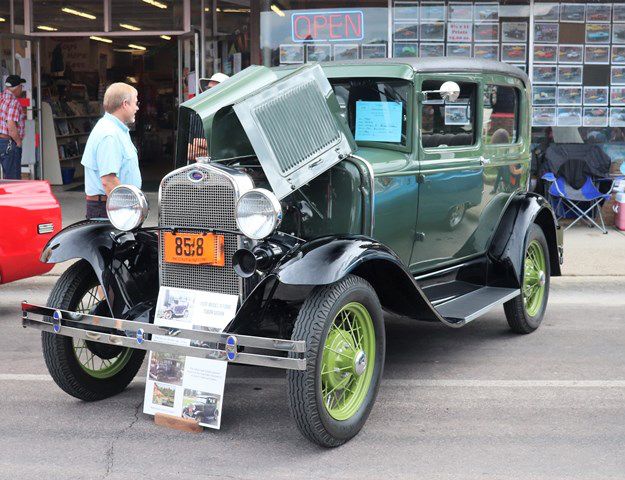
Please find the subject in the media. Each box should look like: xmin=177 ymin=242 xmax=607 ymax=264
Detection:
xmin=2 ymin=272 xmax=625 ymax=479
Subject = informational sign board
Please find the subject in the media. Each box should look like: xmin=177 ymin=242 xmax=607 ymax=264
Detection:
xmin=447 ymin=22 xmax=473 ymax=42
xmin=355 ymin=101 xmax=402 ymax=143
xmin=143 ymin=287 xmax=238 ymax=429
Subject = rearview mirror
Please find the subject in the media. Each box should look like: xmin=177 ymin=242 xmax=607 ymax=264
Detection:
xmin=439 ymin=81 xmax=460 ymax=102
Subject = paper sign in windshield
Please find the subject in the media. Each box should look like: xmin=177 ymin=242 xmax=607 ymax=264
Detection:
xmin=355 ymin=101 xmax=402 ymax=143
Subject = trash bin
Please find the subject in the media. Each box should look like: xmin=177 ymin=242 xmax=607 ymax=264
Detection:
xmin=61 ymin=167 xmax=75 ymax=185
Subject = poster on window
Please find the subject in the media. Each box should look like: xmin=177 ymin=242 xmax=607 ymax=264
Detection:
xmin=558 ymin=45 xmax=583 ymax=64
xmin=502 ymin=22 xmax=527 ymax=42
xmin=474 ymin=2 xmax=499 ymax=22
xmin=334 ymin=44 xmax=359 ymax=60
xmin=613 ymin=24 xmax=625 ymax=44
xmin=447 ymin=43 xmax=472 ymax=57
xmin=306 ymin=44 xmax=331 ymax=62
xmin=501 ymin=43 xmax=526 ymax=63
xmin=584 ymin=87 xmax=609 ymax=106
xmin=362 ymin=44 xmax=387 ymax=59
xmin=583 ymin=107 xmax=608 ymax=127
xmin=420 ymin=22 xmax=445 ymax=41
xmin=421 ymin=2 xmax=445 ymax=21
xmin=533 ymin=86 xmax=557 ymax=105
xmin=533 ymin=65 xmax=558 ymax=84
xmin=612 ymin=67 xmax=625 ymax=85
xmin=586 ymin=3 xmax=611 ymax=23
xmin=612 ymin=46 xmax=625 ymax=64
xmin=560 ymin=3 xmax=585 ymax=23
xmin=558 ymin=65 xmax=583 ymax=85
xmin=447 ymin=22 xmax=472 ymax=42
xmin=611 ymin=87 xmax=625 ymax=106
xmin=614 ymin=4 xmax=625 ymax=23
xmin=394 ymin=22 xmax=420 ymax=41
xmin=535 ymin=23 xmax=559 ymax=43
xmin=394 ymin=1 xmax=420 ymax=21
xmin=473 ymin=44 xmax=499 ymax=60
xmin=557 ymin=87 xmax=582 ymax=106
xmin=419 ymin=43 xmax=445 ymax=57
xmin=585 ymin=45 xmax=610 ymax=64
xmin=532 ymin=107 xmax=557 ymax=126
xmin=535 ymin=3 xmax=559 ymax=22
xmin=279 ymin=44 xmax=304 ymax=64
xmin=610 ymin=108 xmax=625 ymax=127
xmin=474 ymin=23 xmax=499 ymax=42
xmin=393 ymin=42 xmax=418 ymax=57
xmin=448 ymin=2 xmax=473 ymax=21
xmin=534 ymin=44 xmax=557 ymax=63
xmin=586 ymin=24 xmax=610 ymax=43
xmin=557 ymin=107 xmax=582 ymax=126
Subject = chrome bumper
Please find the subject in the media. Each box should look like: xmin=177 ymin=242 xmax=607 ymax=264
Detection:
xmin=21 ymin=302 xmax=306 ymax=371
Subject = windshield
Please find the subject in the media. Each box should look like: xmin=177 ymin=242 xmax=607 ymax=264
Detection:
xmin=330 ymin=78 xmax=411 ymax=147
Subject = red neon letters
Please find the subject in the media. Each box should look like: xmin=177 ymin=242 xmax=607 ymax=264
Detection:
xmin=292 ymin=11 xmax=364 ymax=42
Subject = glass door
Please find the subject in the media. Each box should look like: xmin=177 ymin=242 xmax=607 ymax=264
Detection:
xmin=178 ymin=29 xmax=201 ymax=103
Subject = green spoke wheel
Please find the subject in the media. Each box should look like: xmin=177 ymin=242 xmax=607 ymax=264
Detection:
xmin=287 ymin=275 xmax=385 ymax=448
xmin=505 ymin=224 xmax=551 ymax=334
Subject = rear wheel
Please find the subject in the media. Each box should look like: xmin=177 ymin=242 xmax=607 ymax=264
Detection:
xmin=42 ymin=260 xmax=145 ymax=401
xmin=287 ymin=275 xmax=385 ymax=447
xmin=504 ymin=224 xmax=551 ymax=334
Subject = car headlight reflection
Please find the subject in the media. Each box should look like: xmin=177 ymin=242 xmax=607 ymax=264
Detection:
xmin=235 ymin=188 xmax=282 ymax=240
xmin=106 ymin=185 xmax=149 ymax=231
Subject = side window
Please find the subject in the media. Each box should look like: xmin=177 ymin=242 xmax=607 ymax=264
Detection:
xmin=421 ymin=80 xmax=477 ymax=149
xmin=483 ymin=85 xmax=519 ymax=145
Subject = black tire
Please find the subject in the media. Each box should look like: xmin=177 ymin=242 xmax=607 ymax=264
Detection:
xmin=504 ymin=224 xmax=551 ymax=334
xmin=41 ymin=260 xmax=145 ymax=401
xmin=287 ymin=275 xmax=385 ymax=448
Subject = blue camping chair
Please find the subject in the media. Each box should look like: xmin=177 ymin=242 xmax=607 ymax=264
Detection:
xmin=542 ymin=172 xmax=615 ymax=233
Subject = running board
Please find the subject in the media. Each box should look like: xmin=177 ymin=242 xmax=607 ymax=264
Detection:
xmin=434 ymin=287 xmax=520 ymax=326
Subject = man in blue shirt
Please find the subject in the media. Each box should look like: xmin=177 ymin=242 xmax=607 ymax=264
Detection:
xmin=81 ymin=82 xmax=141 ymax=219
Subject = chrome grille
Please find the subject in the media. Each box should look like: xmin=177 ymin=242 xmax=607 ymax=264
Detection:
xmin=159 ymin=166 xmax=241 ymax=297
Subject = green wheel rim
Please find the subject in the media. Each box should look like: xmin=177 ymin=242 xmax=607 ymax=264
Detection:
xmin=71 ymin=285 xmax=133 ymax=379
xmin=320 ymin=302 xmax=376 ymax=421
xmin=523 ymin=240 xmax=547 ymax=317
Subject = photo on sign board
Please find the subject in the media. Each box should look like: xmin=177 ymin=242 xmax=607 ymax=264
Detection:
xmin=611 ymin=87 xmax=625 ymax=106
xmin=610 ymin=108 xmax=625 ymax=127
xmin=152 ymin=382 xmax=176 ymax=408
xmin=614 ymin=4 xmax=625 ymax=22
xmin=420 ymin=22 xmax=445 ymax=41
xmin=586 ymin=24 xmax=610 ymax=43
xmin=448 ymin=2 xmax=473 ymax=21
xmin=533 ymin=86 xmax=557 ymax=105
xmin=534 ymin=3 xmax=559 ymax=22
xmin=534 ymin=23 xmax=559 ymax=43
xmin=584 ymin=45 xmax=610 ymax=64
xmin=149 ymin=352 xmax=186 ymax=386
xmin=533 ymin=107 xmax=557 ymax=126
xmin=393 ymin=1 xmax=420 ymax=21
xmin=334 ymin=44 xmax=359 ymax=60
xmin=474 ymin=2 xmax=499 ymax=22
xmin=557 ymin=107 xmax=582 ymax=127
xmin=182 ymin=389 xmax=222 ymax=428
xmin=279 ymin=44 xmax=304 ymax=64
xmin=447 ymin=43 xmax=472 ymax=57
xmin=584 ymin=87 xmax=609 ymax=106
xmin=419 ymin=43 xmax=445 ymax=57
xmin=445 ymin=105 xmax=471 ymax=125
xmin=612 ymin=46 xmax=625 ymax=64
xmin=420 ymin=2 xmax=446 ymax=21
xmin=586 ymin=3 xmax=611 ymax=23
xmin=362 ymin=44 xmax=387 ymax=59
xmin=474 ymin=23 xmax=499 ymax=42
xmin=560 ymin=3 xmax=585 ymax=22
xmin=533 ymin=65 xmax=558 ymax=84
xmin=502 ymin=22 xmax=528 ymax=42
xmin=501 ymin=43 xmax=527 ymax=63
xmin=558 ymin=65 xmax=583 ymax=85
xmin=394 ymin=22 xmax=419 ymax=41
xmin=447 ymin=22 xmax=473 ymax=42
xmin=155 ymin=288 xmax=193 ymax=325
xmin=583 ymin=107 xmax=609 ymax=127
xmin=306 ymin=44 xmax=331 ymax=62
xmin=613 ymin=24 xmax=625 ymax=44
xmin=393 ymin=42 xmax=418 ymax=57
xmin=533 ymin=44 xmax=558 ymax=63
xmin=558 ymin=44 xmax=583 ymax=64
xmin=612 ymin=67 xmax=625 ymax=85
xmin=557 ymin=86 xmax=582 ymax=106
xmin=473 ymin=44 xmax=499 ymax=60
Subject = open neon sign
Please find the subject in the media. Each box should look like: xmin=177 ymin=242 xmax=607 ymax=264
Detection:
xmin=291 ymin=10 xmax=364 ymax=42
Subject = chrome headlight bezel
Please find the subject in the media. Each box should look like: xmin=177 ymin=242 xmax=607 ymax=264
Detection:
xmin=106 ymin=184 xmax=149 ymax=231
xmin=235 ymin=188 xmax=282 ymax=240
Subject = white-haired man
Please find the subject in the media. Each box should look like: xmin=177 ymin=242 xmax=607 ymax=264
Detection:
xmin=0 ymin=75 xmax=26 ymax=179
xmin=81 ymin=82 xmax=141 ymax=219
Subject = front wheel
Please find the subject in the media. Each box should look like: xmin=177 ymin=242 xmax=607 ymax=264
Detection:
xmin=287 ymin=275 xmax=385 ymax=447
xmin=504 ymin=224 xmax=551 ymax=334
xmin=41 ymin=260 xmax=145 ymax=401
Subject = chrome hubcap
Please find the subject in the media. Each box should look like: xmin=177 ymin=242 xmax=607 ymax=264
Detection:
xmin=538 ymin=271 xmax=546 ymax=287
xmin=353 ymin=350 xmax=367 ymax=376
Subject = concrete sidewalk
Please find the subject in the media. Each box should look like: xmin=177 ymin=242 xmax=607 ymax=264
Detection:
xmin=51 ymin=187 xmax=625 ymax=277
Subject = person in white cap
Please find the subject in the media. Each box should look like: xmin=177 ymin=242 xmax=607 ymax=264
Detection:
xmin=198 ymin=72 xmax=230 ymax=93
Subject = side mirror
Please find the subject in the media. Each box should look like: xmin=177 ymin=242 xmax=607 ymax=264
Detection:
xmin=439 ymin=81 xmax=460 ymax=102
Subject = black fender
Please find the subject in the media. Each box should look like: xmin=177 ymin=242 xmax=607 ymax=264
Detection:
xmin=40 ymin=220 xmax=159 ymax=318
xmin=227 ymin=236 xmax=445 ymax=336
xmin=488 ymin=192 xmax=563 ymax=288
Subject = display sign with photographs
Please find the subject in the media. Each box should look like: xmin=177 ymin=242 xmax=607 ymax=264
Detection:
xmin=502 ymin=43 xmax=526 ymax=63
xmin=533 ymin=65 xmax=558 ymax=84
xmin=533 ymin=107 xmax=557 ymax=126
xmin=143 ymin=286 xmax=238 ymax=430
xmin=586 ymin=3 xmax=611 ymax=23
xmin=306 ymin=44 xmax=331 ymax=62
xmin=447 ymin=22 xmax=472 ymax=42
xmin=334 ymin=44 xmax=359 ymax=60
xmin=614 ymin=24 xmax=625 ymax=44
xmin=534 ymin=44 xmax=558 ymax=63
xmin=445 ymin=104 xmax=471 ymax=125
xmin=557 ymin=107 xmax=582 ymax=126
xmin=610 ymin=107 xmax=625 ymax=127
xmin=474 ymin=23 xmax=499 ymax=42
xmin=612 ymin=66 xmax=625 ymax=85
xmin=611 ymin=87 xmax=625 ymax=106
xmin=279 ymin=44 xmax=304 ymax=64
xmin=421 ymin=22 xmax=445 ymax=41
xmin=447 ymin=43 xmax=472 ymax=57
xmin=533 ymin=86 xmax=557 ymax=105
xmin=394 ymin=22 xmax=420 ymax=41
xmin=585 ymin=45 xmax=610 ymax=64
xmin=558 ymin=65 xmax=583 ymax=84
xmin=502 ymin=22 xmax=527 ymax=42
xmin=583 ymin=107 xmax=609 ymax=127
xmin=535 ymin=23 xmax=559 ymax=43
xmin=420 ymin=43 xmax=445 ymax=57
xmin=558 ymin=86 xmax=582 ymax=106
xmin=448 ymin=2 xmax=473 ymax=21
xmin=584 ymin=87 xmax=609 ymax=106
xmin=560 ymin=3 xmax=585 ymax=23
xmin=473 ymin=44 xmax=499 ymax=60
xmin=612 ymin=46 xmax=625 ymax=64
xmin=394 ymin=42 xmax=418 ymax=57
xmin=421 ymin=2 xmax=446 ymax=21
xmin=362 ymin=44 xmax=387 ymax=59
xmin=474 ymin=2 xmax=499 ymax=22
xmin=558 ymin=44 xmax=583 ymax=63
xmin=586 ymin=24 xmax=610 ymax=43
xmin=534 ymin=3 xmax=559 ymax=22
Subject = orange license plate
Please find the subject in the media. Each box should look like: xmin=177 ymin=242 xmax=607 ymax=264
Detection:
xmin=163 ymin=232 xmax=225 ymax=266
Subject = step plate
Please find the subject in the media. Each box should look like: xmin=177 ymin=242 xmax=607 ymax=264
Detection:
xmin=435 ymin=287 xmax=520 ymax=325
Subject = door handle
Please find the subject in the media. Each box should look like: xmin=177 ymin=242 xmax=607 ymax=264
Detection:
xmin=479 ymin=156 xmax=491 ymax=166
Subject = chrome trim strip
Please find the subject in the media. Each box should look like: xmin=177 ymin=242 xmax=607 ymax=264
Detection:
xmin=22 ymin=303 xmax=305 ymax=353
xmin=23 ymin=317 xmax=306 ymax=371
xmin=461 ymin=289 xmax=520 ymax=323
xmin=349 ymin=154 xmax=375 ymax=237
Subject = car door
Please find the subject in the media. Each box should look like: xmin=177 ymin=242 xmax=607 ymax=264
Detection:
xmin=410 ymin=75 xmax=487 ymax=273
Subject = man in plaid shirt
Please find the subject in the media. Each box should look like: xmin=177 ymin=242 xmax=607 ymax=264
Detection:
xmin=0 ymin=75 xmax=26 ymax=179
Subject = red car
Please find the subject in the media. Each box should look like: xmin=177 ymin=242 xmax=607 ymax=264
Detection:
xmin=0 ymin=180 xmax=61 ymax=284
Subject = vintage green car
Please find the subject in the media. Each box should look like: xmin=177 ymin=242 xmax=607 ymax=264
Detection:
xmin=22 ymin=58 xmax=562 ymax=448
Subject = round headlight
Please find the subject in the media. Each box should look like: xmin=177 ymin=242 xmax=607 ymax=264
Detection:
xmin=235 ymin=188 xmax=282 ymax=240
xmin=106 ymin=185 xmax=149 ymax=231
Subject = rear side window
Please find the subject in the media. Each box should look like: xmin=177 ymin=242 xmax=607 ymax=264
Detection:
xmin=420 ymin=80 xmax=478 ymax=149
xmin=483 ymin=85 xmax=519 ymax=144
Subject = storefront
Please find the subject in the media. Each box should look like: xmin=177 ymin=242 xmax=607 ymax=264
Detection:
xmin=1 ymin=1 xmax=624 ymax=186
